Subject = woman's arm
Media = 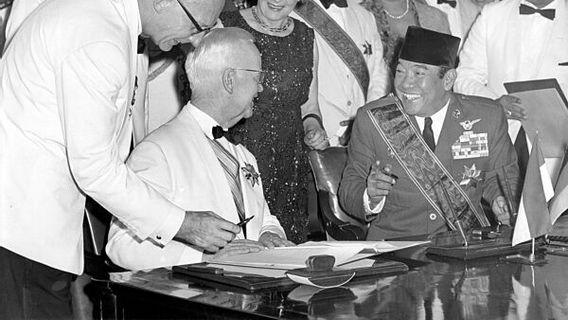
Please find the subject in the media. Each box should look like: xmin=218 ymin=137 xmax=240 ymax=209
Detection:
xmin=301 ymin=41 xmax=328 ymax=150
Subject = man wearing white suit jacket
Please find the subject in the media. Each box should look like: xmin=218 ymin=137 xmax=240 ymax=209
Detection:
xmin=0 ymin=0 xmax=229 ymax=318
xmin=454 ymin=0 xmax=568 ymax=143
xmin=106 ymin=28 xmax=290 ymax=271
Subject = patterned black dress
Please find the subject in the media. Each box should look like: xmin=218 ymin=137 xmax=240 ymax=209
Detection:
xmin=220 ymin=11 xmax=314 ymax=244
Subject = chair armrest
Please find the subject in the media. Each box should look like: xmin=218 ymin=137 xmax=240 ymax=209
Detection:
xmin=318 ymin=191 xmax=367 ymax=240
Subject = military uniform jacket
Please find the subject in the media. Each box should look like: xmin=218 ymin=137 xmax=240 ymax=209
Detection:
xmin=339 ymin=93 xmax=520 ymax=240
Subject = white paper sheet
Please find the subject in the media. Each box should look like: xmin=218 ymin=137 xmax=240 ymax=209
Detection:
xmin=211 ymin=245 xmax=365 ymax=269
xmin=210 ymin=240 xmax=428 ymax=270
xmin=300 ymin=240 xmax=430 ymax=254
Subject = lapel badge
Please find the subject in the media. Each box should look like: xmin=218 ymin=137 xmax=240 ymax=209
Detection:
xmin=459 ymin=118 xmax=481 ymax=131
xmin=242 ymin=163 xmax=260 ymax=187
xmin=452 ymin=109 xmax=461 ymax=119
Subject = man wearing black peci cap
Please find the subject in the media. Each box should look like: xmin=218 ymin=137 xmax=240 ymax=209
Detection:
xmin=339 ymin=26 xmax=521 ymax=240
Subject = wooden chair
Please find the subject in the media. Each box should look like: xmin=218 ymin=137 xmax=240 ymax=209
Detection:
xmin=308 ymin=147 xmax=368 ymax=240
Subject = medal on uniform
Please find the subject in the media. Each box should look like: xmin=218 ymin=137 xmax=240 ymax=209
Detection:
xmin=459 ymin=118 xmax=481 ymax=131
xmin=242 ymin=163 xmax=260 ymax=187
xmin=452 ymin=131 xmax=489 ymax=159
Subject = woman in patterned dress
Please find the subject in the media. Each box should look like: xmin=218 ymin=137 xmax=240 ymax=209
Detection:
xmin=220 ymin=0 xmax=328 ymax=243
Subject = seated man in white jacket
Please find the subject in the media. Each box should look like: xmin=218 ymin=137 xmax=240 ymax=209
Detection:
xmin=106 ymin=28 xmax=291 ymax=270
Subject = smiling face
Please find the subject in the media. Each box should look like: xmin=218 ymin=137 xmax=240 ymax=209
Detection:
xmin=394 ymin=59 xmax=455 ymax=117
xmin=256 ymin=0 xmax=299 ymax=27
xmin=141 ymin=0 xmax=223 ymax=51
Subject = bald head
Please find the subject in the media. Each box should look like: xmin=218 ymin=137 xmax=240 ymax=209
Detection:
xmin=138 ymin=0 xmax=224 ymax=51
xmin=181 ymin=0 xmax=225 ymax=28
xmin=186 ymin=27 xmax=263 ymax=128
xmin=186 ymin=27 xmax=260 ymax=94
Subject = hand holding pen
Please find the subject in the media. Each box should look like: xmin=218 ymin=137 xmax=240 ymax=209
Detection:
xmin=237 ymin=215 xmax=255 ymax=228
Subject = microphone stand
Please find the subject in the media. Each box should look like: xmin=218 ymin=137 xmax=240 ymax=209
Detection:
xmin=426 ymin=173 xmax=529 ymax=260
xmin=439 ymin=176 xmax=469 ymax=247
xmin=428 ymin=174 xmax=469 ymax=247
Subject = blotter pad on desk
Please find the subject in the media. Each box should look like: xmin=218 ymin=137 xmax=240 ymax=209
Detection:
xmin=173 ymin=258 xmax=408 ymax=292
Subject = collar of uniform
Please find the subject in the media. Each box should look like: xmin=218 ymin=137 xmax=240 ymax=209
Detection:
xmin=414 ymin=99 xmax=450 ymax=133
xmin=187 ymin=103 xmax=224 ymax=140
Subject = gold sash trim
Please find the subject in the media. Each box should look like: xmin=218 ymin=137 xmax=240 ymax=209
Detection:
xmin=366 ymin=95 xmax=490 ymax=230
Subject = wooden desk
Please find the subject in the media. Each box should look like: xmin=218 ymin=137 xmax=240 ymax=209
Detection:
xmin=98 ymin=217 xmax=568 ymax=320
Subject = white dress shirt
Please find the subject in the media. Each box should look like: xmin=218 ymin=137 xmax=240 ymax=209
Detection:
xmin=455 ymin=0 xmax=567 ymax=178
xmin=423 ymin=0 xmax=486 ymax=42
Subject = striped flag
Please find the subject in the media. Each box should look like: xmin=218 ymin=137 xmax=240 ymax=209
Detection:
xmin=512 ymin=136 xmax=554 ymax=246
xmin=550 ymin=157 xmax=568 ymax=225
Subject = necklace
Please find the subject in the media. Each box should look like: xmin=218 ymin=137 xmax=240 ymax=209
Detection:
xmin=383 ymin=0 xmax=410 ymax=20
xmin=251 ymin=6 xmax=292 ymax=33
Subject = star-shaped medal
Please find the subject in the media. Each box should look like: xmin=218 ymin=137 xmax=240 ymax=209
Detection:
xmin=242 ymin=163 xmax=260 ymax=187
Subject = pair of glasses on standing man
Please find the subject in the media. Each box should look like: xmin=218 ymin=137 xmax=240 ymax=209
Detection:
xmin=176 ymin=1 xmax=265 ymax=85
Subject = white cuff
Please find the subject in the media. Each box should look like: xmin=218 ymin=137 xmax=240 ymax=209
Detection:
xmin=363 ymin=188 xmax=385 ymax=215
xmin=147 ymin=209 xmax=185 ymax=247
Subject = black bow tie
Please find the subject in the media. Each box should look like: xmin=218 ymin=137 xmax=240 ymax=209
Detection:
xmin=519 ymin=4 xmax=555 ymax=20
xmin=320 ymin=0 xmax=348 ymax=9
xmin=212 ymin=126 xmax=228 ymax=140
xmin=437 ymin=0 xmax=456 ymax=8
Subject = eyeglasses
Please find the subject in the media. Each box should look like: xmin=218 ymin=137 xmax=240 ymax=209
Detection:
xmin=175 ymin=0 xmax=215 ymax=34
xmin=234 ymin=68 xmax=266 ymax=84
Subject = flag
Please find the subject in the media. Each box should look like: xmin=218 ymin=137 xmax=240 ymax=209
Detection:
xmin=550 ymin=158 xmax=568 ymax=225
xmin=512 ymin=136 xmax=554 ymax=246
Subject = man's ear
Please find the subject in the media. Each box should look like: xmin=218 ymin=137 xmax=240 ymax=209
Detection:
xmin=443 ymin=69 xmax=457 ymax=91
xmin=222 ymin=68 xmax=235 ymax=94
xmin=153 ymin=0 xmax=173 ymax=13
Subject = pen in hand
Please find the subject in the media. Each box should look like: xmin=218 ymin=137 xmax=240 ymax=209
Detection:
xmin=237 ymin=215 xmax=255 ymax=227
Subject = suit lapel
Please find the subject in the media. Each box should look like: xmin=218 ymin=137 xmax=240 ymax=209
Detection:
xmin=119 ymin=0 xmax=140 ymax=105
xmin=184 ymin=110 xmax=240 ymax=219
xmin=530 ymin=1 xmax=561 ymax=78
xmin=542 ymin=0 xmax=568 ymax=83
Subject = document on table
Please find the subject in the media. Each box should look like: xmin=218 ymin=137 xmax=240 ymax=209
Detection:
xmin=207 ymin=258 xmax=379 ymax=279
xmin=210 ymin=240 xmax=428 ymax=270
xmin=301 ymin=240 xmax=430 ymax=254
xmin=505 ymin=78 xmax=568 ymax=157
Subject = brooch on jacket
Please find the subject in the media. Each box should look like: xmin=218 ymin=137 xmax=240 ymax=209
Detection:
xmin=460 ymin=164 xmax=482 ymax=188
xmin=242 ymin=163 xmax=260 ymax=187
